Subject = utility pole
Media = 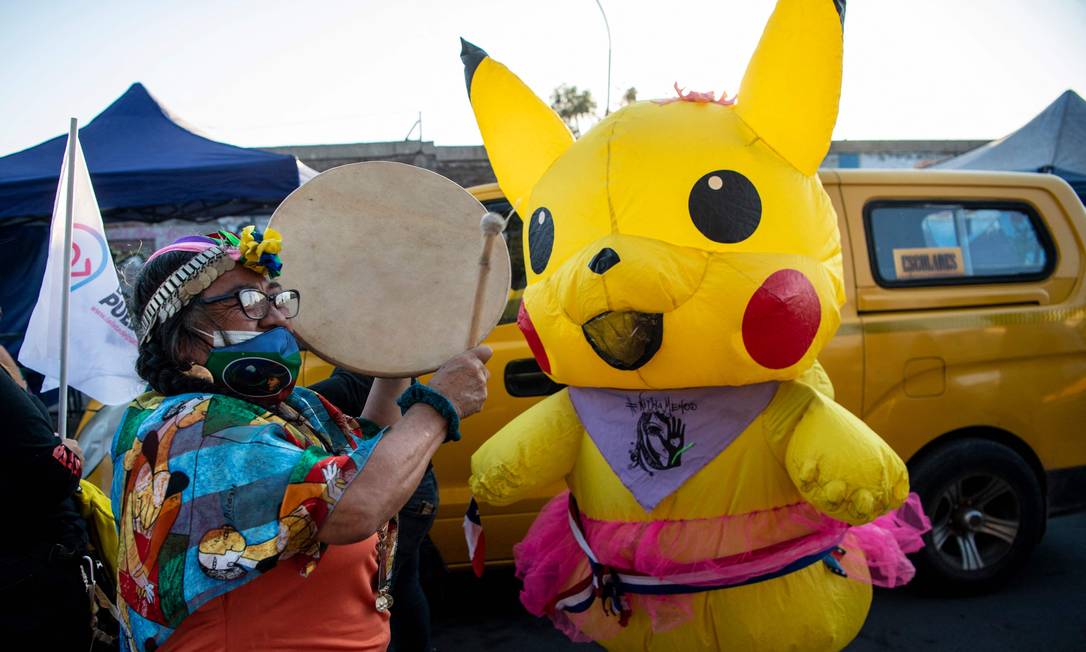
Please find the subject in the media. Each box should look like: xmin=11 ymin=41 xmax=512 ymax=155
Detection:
xmin=594 ymin=0 xmax=613 ymax=116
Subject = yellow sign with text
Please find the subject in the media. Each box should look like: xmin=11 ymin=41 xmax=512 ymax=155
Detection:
xmin=893 ymin=247 xmax=965 ymax=279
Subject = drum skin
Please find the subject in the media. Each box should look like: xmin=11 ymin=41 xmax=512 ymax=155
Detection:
xmin=270 ymin=161 xmax=511 ymax=377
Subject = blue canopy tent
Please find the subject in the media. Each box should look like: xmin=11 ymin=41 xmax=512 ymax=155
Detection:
xmin=0 ymin=83 xmax=314 ymax=355
xmin=935 ymin=90 xmax=1086 ymax=203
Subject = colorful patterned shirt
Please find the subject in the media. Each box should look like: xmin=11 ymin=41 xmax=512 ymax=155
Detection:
xmin=110 ymin=386 xmax=384 ymax=652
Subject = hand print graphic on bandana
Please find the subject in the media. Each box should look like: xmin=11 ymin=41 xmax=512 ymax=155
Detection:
xmin=629 ymin=408 xmax=689 ymax=475
xmin=569 ymin=383 xmax=779 ymax=511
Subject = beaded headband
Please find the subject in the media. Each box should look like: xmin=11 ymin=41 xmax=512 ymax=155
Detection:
xmin=137 ymin=227 xmax=283 ymax=345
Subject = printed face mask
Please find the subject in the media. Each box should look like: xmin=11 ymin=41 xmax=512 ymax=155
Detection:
xmin=202 ymin=327 xmax=302 ymax=404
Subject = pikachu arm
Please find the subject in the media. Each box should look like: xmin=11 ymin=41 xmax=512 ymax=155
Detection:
xmin=765 ymin=381 xmax=910 ymax=525
xmin=469 ymin=388 xmax=582 ymax=506
xmin=796 ymin=359 xmax=835 ymax=400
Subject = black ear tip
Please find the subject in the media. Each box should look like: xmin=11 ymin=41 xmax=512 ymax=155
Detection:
xmin=460 ymin=38 xmax=489 ymax=95
xmin=459 ymin=38 xmax=488 ymax=63
xmin=833 ymin=0 xmax=846 ymax=25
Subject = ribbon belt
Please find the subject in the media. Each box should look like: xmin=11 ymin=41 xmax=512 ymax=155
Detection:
xmin=550 ymin=495 xmax=847 ymax=625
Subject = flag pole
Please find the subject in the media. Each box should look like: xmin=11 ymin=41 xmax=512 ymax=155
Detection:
xmin=57 ymin=117 xmax=78 ymax=440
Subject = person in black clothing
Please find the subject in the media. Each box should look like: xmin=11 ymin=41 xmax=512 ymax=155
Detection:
xmin=0 ymin=345 xmax=93 ymax=649
xmin=310 ymin=368 xmax=441 ymax=652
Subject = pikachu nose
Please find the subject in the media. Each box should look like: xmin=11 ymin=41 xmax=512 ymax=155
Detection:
xmin=588 ymin=248 xmax=621 ymax=275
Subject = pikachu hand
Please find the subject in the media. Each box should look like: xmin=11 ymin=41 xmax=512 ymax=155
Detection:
xmin=785 ymin=398 xmax=910 ymax=525
xmin=791 ymin=453 xmax=910 ymax=525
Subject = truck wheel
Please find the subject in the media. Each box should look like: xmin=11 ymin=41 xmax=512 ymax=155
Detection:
xmin=909 ymin=438 xmax=1045 ymax=594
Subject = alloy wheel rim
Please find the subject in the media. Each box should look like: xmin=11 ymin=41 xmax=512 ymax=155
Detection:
xmin=928 ymin=474 xmax=1021 ymax=573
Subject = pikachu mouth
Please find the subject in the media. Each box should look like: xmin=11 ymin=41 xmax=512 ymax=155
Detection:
xmin=582 ymin=311 xmax=664 ymax=371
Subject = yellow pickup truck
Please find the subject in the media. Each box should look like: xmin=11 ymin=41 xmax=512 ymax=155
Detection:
xmin=78 ymin=169 xmax=1086 ymax=592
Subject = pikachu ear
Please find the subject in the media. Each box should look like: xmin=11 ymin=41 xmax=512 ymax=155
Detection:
xmin=734 ymin=0 xmax=845 ymax=176
xmin=460 ymin=39 xmax=574 ymax=209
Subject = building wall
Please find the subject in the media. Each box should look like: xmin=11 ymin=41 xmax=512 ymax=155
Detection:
xmin=264 ymin=138 xmax=991 ymax=188
xmin=262 ymin=141 xmax=496 ymax=188
xmin=823 ymin=140 xmax=989 ymax=170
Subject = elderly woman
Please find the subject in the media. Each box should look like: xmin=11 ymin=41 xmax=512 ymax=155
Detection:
xmin=111 ymin=228 xmax=489 ymax=651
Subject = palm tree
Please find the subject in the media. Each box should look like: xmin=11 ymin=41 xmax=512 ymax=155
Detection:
xmin=550 ymin=85 xmax=597 ymax=136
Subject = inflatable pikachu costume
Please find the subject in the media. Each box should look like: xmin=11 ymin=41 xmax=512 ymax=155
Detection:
xmin=462 ymin=1 xmax=929 ymax=649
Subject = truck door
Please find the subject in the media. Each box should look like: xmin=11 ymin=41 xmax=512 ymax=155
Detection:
xmin=818 ymin=172 xmax=865 ymax=416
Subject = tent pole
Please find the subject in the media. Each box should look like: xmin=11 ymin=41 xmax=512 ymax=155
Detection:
xmin=57 ymin=118 xmax=77 ymax=440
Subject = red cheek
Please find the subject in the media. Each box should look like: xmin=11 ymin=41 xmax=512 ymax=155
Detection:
xmin=742 ymin=269 xmax=821 ymax=370
xmin=517 ymin=301 xmax=551 ymax=374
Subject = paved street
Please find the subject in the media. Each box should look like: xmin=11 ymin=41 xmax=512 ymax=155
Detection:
xmin=430 ymin=513 xmax=1086 ymax=651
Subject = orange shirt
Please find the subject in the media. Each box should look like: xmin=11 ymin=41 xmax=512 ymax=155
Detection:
xmin=162 ymin=536 xmax=390 ymax=651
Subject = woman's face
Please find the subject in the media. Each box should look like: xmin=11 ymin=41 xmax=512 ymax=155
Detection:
xmin=186 ymin=267 xmax=294 ymax=364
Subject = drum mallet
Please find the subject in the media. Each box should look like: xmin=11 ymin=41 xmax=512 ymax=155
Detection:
xmin=467 ymin=212 xmax=507 ymax=348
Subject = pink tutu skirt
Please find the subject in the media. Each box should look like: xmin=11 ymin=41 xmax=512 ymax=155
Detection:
xmin=515 ymin=491 xmax=930 ymax=641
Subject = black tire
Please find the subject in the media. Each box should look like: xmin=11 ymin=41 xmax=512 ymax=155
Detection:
xmin=908 ymin=438 xmax=1045 ymax=595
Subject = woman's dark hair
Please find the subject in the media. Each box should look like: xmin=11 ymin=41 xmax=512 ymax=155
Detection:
xmin=133 ymin=251 xmax=217 ymax=395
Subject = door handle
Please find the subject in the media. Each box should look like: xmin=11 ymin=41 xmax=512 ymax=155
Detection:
xmin=504 ymin=358 xmax=565 ymax=397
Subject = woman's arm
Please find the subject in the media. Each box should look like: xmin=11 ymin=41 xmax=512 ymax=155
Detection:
xmin=0 ymin=345 xmax=27 ymax=390
xmin=0 ymin=371 xmax=82 ymax=507
xmin=307 ymin=369 xmax=410 ymax=426
xmin=318 ymin=347 xmax=491 ymax=544
xmin=360 ymin=377 xmax=411 ymax=427
xmin=308 ymin=368 xmax=374 ymax=416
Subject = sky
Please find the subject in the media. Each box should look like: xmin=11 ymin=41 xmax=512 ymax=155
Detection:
xmin=1 ymin=0 xmax=1084 ymax=157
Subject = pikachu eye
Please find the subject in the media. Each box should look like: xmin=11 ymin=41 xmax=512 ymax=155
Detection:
xmin=528 ymin=206 xmax=555 ymax=274
xmin=688 ymin=170 xmax=762 ymax=243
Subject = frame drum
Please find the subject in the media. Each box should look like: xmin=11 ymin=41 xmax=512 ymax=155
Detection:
xmin=269 ymin=161 xmax=511 ymax=377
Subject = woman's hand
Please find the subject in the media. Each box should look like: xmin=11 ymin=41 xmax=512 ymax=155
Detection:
xmin=427 ymin=346 xmax=492 ymax=419
xmin=62 ymin=437 xmax=85 ymax=467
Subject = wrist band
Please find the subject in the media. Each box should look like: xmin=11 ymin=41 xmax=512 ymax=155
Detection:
xmin=397 ymin=381 xmax=462 ymax=442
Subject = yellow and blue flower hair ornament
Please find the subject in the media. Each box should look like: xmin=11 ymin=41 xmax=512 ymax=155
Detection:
xmin=236 ymin=225 xmax=284 ymax=278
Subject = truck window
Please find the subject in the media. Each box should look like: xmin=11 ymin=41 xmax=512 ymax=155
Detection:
xmin=480 ymin=198 xmax=526 ymax=324
xmin=864 ymin=201 xmax=1053 ymax=286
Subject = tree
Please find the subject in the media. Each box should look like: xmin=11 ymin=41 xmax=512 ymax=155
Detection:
xmin=622 ymin=87 xmax=638 ymax=106
xmin=550 ymin=84 xmax=597 ymax=137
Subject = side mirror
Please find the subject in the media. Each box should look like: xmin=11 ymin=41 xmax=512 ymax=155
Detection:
xmin=503 ymin=358 xmax=564 ymax=397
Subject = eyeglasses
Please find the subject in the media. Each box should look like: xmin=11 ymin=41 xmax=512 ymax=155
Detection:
xmin=200 ymin=288 xmax=301 ymax=320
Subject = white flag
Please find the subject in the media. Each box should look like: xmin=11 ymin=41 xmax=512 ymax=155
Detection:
xmin=19 ymin=130 xmax=144 ymax=405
